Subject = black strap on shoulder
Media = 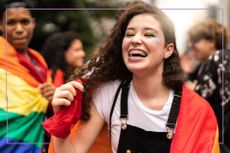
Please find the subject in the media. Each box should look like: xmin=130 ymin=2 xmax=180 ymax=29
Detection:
xmin=109 ymin=80 xmax=126 ymax=139
xmin=109 ymin=80 xmax=182 ymax=140
xmin=120 ymin=80 xmax=131 ymax=118
xmin=166 ymin=88 xmax=182 ymax=129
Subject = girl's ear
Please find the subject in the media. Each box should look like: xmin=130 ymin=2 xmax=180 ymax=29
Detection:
xmin=164 ymin=43 xmax=174 ymax=59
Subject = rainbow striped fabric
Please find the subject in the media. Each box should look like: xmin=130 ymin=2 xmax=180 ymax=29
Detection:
xmin=0 ymin=37 xmax=51 ymax=153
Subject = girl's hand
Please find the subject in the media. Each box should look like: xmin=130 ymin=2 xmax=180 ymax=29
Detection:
xmin=39 ymin=83 xmax=56 ymax=103
xmin=52 ymin=81 xmax=84 ymax=113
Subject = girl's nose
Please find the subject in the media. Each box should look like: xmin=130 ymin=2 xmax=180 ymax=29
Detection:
xmin=131 ymin=34 xmax=142 ymax=45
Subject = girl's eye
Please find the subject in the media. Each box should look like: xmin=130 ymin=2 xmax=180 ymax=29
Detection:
xmin=125 ymin=32 xmax=134 ymax=37
xmin=145 ymin=33 xmax=156 ymax=37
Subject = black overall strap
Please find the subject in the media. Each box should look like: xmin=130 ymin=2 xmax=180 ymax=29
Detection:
xmin=110 ymin=80 xmax=183 ymax=144
xmin=120 ymin=80 xmax=131 ymax=119
xmin=166 ymin=88 xmax=182 ymax=129
xmin=109 ymin=80 xmax=126 ymax=139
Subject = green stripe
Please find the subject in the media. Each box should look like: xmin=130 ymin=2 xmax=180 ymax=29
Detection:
xmin=0 ymin=109 xmax=45 ymax=148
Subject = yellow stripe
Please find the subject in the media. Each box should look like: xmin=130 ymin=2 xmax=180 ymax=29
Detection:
xmin=0 ymin=68 xmax=48 ymax=116
xmin=212 ymin=128 xmax=220 ymax=153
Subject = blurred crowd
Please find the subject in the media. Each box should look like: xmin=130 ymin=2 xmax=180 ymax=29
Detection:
xmin=0 ymin=0 xmax=229 ymax=153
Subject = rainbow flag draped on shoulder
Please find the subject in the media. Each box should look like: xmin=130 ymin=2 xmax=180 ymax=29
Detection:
xmin=0 ymin=36 xmax=51 ymax=153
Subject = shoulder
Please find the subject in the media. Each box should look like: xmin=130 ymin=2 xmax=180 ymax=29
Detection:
xmin=29 ymin=48 xmax=42 ymax=57
xmin=181 ymin=86 xmax=214 ymax=115
xmin=94 ymin=80 xmax=122 ymax=96
xmin=29 ymin=48 xmax=48 ymax=67
xmin=173 ymin=87 xmax=218 ymax=152
xmin=208 ymin=49 xmax=230 ymax=67
xmin=93 ymin=80 xmax=122 ymax=104
xmin=93 ymin=80 xmax=122 ymax=121
xmin=176 ymin=86 xmax=217 ymax=133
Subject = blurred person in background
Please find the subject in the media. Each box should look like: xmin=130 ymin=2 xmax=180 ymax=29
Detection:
xmin=42 ymin=31 xmax=85 ymax=87
xmin=0 ymin=0 xmax=55 ymax=153
xmin=42 ymin=31 xmax=111 ymax=153
xmin=187 ymin=19 xmax=230 ymax=152
xmin=180 ymin=50 xmax=198 ymax=81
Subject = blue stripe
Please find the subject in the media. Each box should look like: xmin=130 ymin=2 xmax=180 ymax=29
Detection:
xmin=0 ymin=138 xmax=40 ymax=153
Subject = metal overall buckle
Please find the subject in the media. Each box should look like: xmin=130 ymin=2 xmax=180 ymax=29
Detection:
xmin=120 ymin=117 xmax=127 ymax=130
xmin=166 ymin=127 xmax=174 ymax=140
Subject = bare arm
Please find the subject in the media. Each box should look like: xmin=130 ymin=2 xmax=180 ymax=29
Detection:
xmin=52 ymin=81 xmax=105 ymax=153
xmin=72 ymin=104 xmax=104 ymax=153
xmin=53 ymin=104 xmax=104 ymax=153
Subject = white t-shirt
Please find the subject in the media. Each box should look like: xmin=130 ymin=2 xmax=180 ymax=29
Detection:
xmin=93 ymin=80 xmax=174 ymax=153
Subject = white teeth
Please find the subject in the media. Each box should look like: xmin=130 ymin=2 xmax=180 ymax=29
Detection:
xmin=128 ymin=50 xmax=147 ymax=57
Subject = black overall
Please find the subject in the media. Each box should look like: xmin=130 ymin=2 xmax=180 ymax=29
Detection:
xmin=109 ymin=80 xmax=182 ymax=153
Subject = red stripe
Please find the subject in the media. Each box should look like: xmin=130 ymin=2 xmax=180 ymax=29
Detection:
xmin=16 ymin=50 xmax=47 ymax=84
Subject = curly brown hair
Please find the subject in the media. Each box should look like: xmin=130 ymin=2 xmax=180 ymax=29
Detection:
xmin=75 ymin=2 xmax=184 ymax=120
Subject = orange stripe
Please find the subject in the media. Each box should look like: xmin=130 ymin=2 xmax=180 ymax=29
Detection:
xmin=212 ymin=128 xmax=220 ymax=153
xmin=48 ymin=123 xmax=111 ymax=153
xmin=0 ymin=37 xmax=51 ymax=87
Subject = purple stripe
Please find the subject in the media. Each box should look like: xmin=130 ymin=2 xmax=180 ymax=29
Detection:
xmin=0 ymin=138 xmax=40 ymax=153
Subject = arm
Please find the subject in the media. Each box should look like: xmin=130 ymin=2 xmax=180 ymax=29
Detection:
xmin=53 ymin=104 xmax=104 ymax=153
xmin=52 ymin=81 xmax=105 ymax=153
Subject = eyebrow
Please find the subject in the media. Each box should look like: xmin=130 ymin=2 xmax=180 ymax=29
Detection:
xmin=126 ymin=27 xmax=159 ymax=33
xmin=6 ymin=15 xmax=32 ymax=20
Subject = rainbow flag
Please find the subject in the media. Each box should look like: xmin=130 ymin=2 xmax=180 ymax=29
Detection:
xmin=170 ymin=87 xmax=220 ymax=153
xmin=0 ymin=37 xmax=51 ymax=153
xmin=47 ymin=87 xmax=220 ymax=153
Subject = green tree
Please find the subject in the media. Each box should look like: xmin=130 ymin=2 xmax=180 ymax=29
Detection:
xmin=30 ymin=0 xmax=96 ymax=54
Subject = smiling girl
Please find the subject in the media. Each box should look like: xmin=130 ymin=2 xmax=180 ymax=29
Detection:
xmin=46 ymin=2 xmax=220 ymax=153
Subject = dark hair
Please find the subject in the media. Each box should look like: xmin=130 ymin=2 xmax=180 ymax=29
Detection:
xmin=116 ymin=1 xmax=144 ymax=20
xmin=41 ymin=31 xmax=82 ymax=82
xmin=76 ymin=2 xmax=184 ymax=120
xmin=0 ymin=0 xmax=34 ymax=21
xmin=188 ymin=19 xmax=227 ymax=50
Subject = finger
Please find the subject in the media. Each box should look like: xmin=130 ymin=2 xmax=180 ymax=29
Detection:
xmin=55 ymin=90 xmax=74 ymax=102
xmin=39 ymin=83 xmax=51 ymax=90
xmin=69 ymin=81 xmax=84 ymax=92
xmin=52 ymin=98 xmax=71 ymax=106
xmin=42 ymin=90 xmax=55 ymax=98
xmin=40 ymin=85 xmax=56 ymax=94
xmin=41 ymin=88 xmax=54 ymax=96
xmin=52 ymin=98 xmax=71 ymax=113
xmin=58 ymin=84 xmax=76 ymax=96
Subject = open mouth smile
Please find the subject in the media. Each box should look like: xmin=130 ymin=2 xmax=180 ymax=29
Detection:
xmin=128 ymin=49 xmax=148 ymax=57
